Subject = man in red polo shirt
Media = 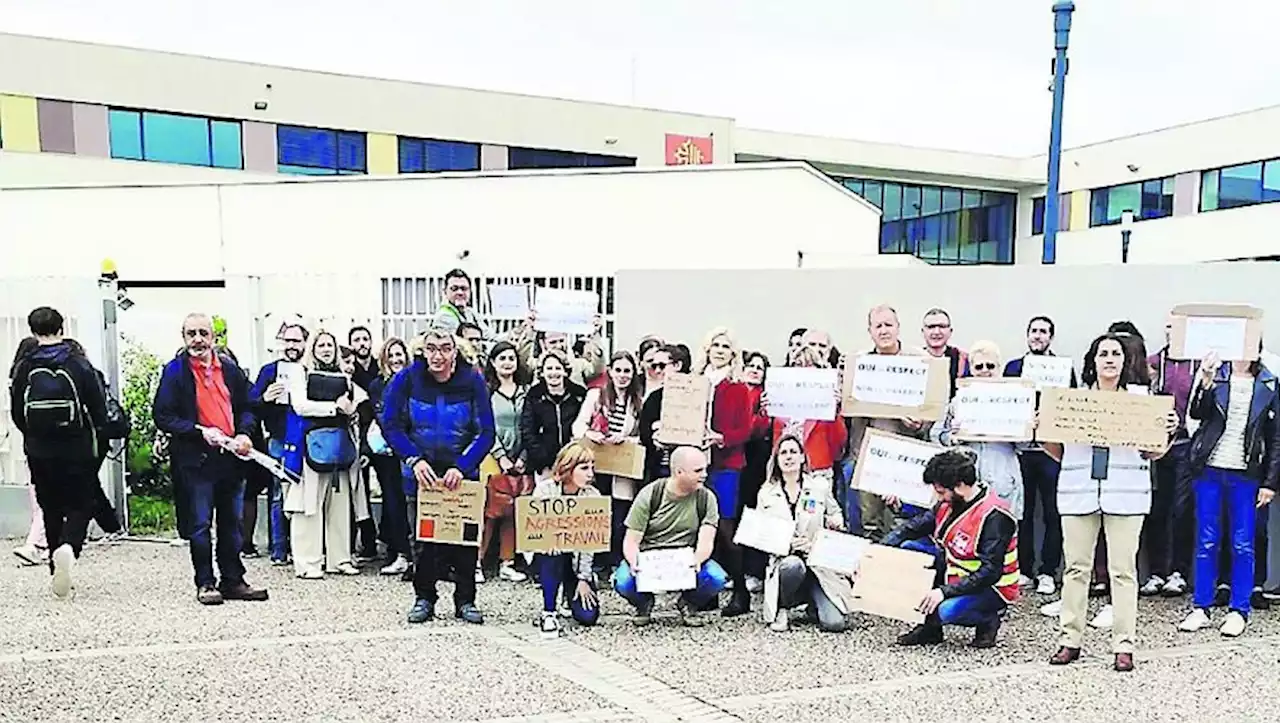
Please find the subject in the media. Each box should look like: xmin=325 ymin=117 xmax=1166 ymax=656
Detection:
xmin=154 ymin=313 xmax=268 ymax=606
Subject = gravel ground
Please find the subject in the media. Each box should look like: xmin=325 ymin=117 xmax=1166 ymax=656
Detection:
xmin=5 ymin=540 xmax=1280 ymax=722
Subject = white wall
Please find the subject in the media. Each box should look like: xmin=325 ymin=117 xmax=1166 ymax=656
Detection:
xmin=0 ymin=33 xmax=735 ymax=167
xmin=0 ymin=150 xmax=277 ymax=188
xmin=614 ymin=265 xmax=1280 ymax=369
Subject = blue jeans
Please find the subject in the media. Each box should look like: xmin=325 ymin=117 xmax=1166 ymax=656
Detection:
xmin=613 ymin=558 xmax=727 ymax=610
xmin=897 ymin=538 xmax=1005 ymax=627
xmin=266 ymin=439 xmax=290 ymax=562
xmin=182 ymin=454 xmax=247 ymax=590
xmin=537 ymin=554 xmax=600 ymax=626
xmin=710 ymin=470 xmax=741 ymax=521
xmin=839 ymin=458 xmax=861 ymax=533
xmin=1194 ymin=467 xmax=1260 ymax=615
xmin=372 ymin=454 xmax=410 ymax=557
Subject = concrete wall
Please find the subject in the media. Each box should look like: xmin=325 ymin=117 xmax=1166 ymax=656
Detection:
xmin=0 ymin=149 xmax=277 ymax=188
xmin=614 ymin=264 xmax=1280 ymax=367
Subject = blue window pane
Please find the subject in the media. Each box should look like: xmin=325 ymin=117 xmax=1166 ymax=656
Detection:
xmin=926 ymin=217 xmax=947 ymax=262
xmin=862 ymin=181 xmax=883 ymax=209
xmin=278 ymin=125 xmax=338 ymax=169
xmin=941 ymin=188 xmax=962 ymax=213
xmin=424 ymin=140 xmax=480 ymax=171
xmin=1263 ymin=161 xmax=1280 ymax=203
xmin=108 ymin=109 xmax=143 ymax=160
xmin=901 ymin=186 xmax=922 ymax=219
xmin=141 ymin=112 xmax=212 ymax=166
xmin=1201 ymin=169 xmax=1220 ymax=211
xmin=910 ymin=219 xmax=934 ymax=261
xmin=337 ymin=131 xmax=366 ymax=172
xmin=1219 ymin=162 xmax=1263 ymax=209
xmin=278 ymin=164 xmax=337 ymax=175
xmin=961 ymin=190 xmax=982 ymax=209
xmin=881 ymin=183 xmax=901 ymax=221
xmin=210 ymin=120 xmax=242 ymax=169
xmin=398 ymin=138 xmax=426 ymax=173
xmin=921 ymin=187 xmax=941 ymax=216
xmin=1032 ymin=197 xmax=1046 ymax=235
xmin=879 ymin=221 xmax=902 ymax=253
xmin=842 ymin=179 xmax=863 ymax=196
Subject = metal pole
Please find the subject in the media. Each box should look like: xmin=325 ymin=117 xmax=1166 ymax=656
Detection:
xmin=98 ymin=268 xmax=128 ymax=530
xmin=1042 ymin=1 xmax=1075 ymax=264
xmin=1120 ymin=209 xmax=1134 ymax=263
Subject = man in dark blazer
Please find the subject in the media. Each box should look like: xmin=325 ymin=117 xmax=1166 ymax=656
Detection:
xmin=153 ymin=313 xmax=269 ymax=606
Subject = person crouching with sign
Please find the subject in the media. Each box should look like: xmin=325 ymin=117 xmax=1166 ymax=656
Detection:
xmin=284 ymin=330 xmax=366 ymax=580
xmin=884 ymin=448 xmax=1019 ymax=649
xmin=532 ymin=441 xmax=604 ymax=638
xmin=381 ymin=325 xmax=496 ymax=625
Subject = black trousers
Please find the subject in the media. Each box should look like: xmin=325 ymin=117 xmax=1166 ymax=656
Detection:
xmin=1143 ymin=443 xmax=1193 ymax=579
xmin=29 ymin=456 xmax=100 ymax=566
xmin=413 ymin=541 xmax=478 ymax=607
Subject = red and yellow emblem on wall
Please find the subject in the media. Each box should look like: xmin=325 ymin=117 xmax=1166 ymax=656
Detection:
xmin=664 ymin=134 xmax=713 ymax=165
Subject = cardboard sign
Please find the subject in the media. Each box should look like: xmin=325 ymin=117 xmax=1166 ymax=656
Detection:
xmin=515 ymin=495 xmax=611 ymax=554
xmin=808 ymin=530 xmax=872 ymax=577
xmin=584 ymin=439 xmax=646 ymax=479
xmin=635 ymin=547 xmax=697 ymax=593
xmin=1021 ymin=355 xmax=1073 ymax=389
xmin=842 ymin=354 xmax=950 ymax=421
xmin=850 ymin=544 xmax=936 ymax=624
xmin=765 ymin=367 xmax=839 ymax=421
xmin=656 ymin=373 xmax=711 ymax=446
xmin=1038 ymin=387 xmax=1173 ymax=451
xmin=850 ymin=429 xmax=941 ymax=508
xmin=733 ymin=507 xmax=794 ymax=556
xmin=416 ymin=480 xmax=486 ymax=546
xmin=952 ymin=378 xmax=1036 ymax=442
xmin=1169 ymin=303 xmax=1264 ymax=362
xmin=534 ymin=288 xmax=598 ymax=335
xmin=487 ymin=284 xmax=531 ymax=320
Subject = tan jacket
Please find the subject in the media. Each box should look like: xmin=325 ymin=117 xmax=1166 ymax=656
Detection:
xmin=758 ymin=474 xmax=857 ymax=619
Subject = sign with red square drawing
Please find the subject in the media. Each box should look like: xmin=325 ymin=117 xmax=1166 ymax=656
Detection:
xmin=665 ymin=134 xmax=713 ymax=166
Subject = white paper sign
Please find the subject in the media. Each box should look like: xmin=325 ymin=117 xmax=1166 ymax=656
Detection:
xmin=733 ymin=508 xmax=794 ymax=556
xmin=487 ymin=284 xmax=531 ymax=320
xmin=635 ymin=547 xmax=697 ymax=593
xmin=808 ymin=530 xmax=872 ymax=576
xmin=1021 ymin=355 xmax=1073 ymax=390
xmin=852 ymin=431 xmax=941 ymax=508
xmin=765 ymin=367 xmax=839 ymax=421
xmin=534 ymin=288 xmax=598 ymax=335
xmin=850 ymin=355 xmax=929 ymax=407
xmin=275 ymin=361 xmax=303 ymax=404
xmin=952 ymin=380 xmax=1036 ymax=441
xmin=1182 ymin=316 xmax=1249 ymax=361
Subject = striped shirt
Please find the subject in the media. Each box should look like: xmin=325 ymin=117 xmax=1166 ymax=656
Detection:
xmin=607 ymin=398 xmax=628 ymax=436
xmin=1208 ymin=376 xmax=1254 ymax=471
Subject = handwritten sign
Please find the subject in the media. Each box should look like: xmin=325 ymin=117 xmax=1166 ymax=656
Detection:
xmin=733 ymin=507 xmax=794 ymax=556
xmin=850 ymin=544 xmax=936 ymax=624
xmin=416 ymin=481 xmax=486 ymax=546
xmin=534 ymin=288 xmax=598 ymax=335
xmin=656 ymin=373 xmax=711 ymax=447
xmin=275 ymin=361 xmax=303 ymax=404
xmin=1038 ymin=387 xmax=1173 ymax=451
xmin=635 ymin=547 xmax=696 ymax=593
xmin=487 ymin=284 xmax=531 ymax=320
xmin=583 ymin=439 xmax=646 ymax=479
xmin=1022 ymin=355 xmax=1073 ymax=389
xmin=842 ymin=354 xmax=950 ymax=421
xmin=1169 ymin=303 xmax=1263 ymax=361
xmin=808 ymin=530 xmax=872 ymax=576
xmin=952 ymin=378 xmax=1036 ymax=442
xmin=765 ymin=367 xmax=839 ymax=421
xmin=515 ymin=496 xmax=611 ymax=554
xmin=850 ymin=429 xmax=941 ymax=508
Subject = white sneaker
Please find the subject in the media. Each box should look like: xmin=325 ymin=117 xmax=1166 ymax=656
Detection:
xmin=169 ymin=537 xmax=189 ymax=548
xmin=1220 ymin=610 xmax=1247 ymax=638
xmin=1019 ymin=574 xmax=1034 ymax=588
xmin=380 ymin=555 xmax=410 ymax=576
xmin=557 ymin=600 xmax=573 ymax=619
xmin=50 ymin=544 xmax=75 ymax=599
xmin=296 ymin=569 xmax=324 ymax=580
xmin=1139 ymin=575 xmax=1165 ymax=596
xmin=1089 ymin=604 xmax=1114 ymax=629
xmin=745 ymin=576 xmax=764 ymax=594
xmin=1036 ymin=574 xmax=1056 ymax=595
xmin=475 ymin=566 xmax=486 ymax=584
xmin=1178 ymin=608 xmax=1210 ymax=632
xmin=12 ymin=544 xmax=45 ymax=567
xmin=1163 ymin=572 xmax=1188 ymax=596
xmin=539 ymin=612 xmax=561 ymax=639
xmin=769 ymin=609 xmax=789 ymax=632
xmin=499 ymin=562 xmax=528 ymax=583
xmin=1039 ymin=599 xmax=1063 ymax=618
xmin=328 ymin=562 xmax=361 ymax=576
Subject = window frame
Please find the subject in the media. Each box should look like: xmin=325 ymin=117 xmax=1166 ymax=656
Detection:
xmin=106 ymin=107 xmax=244 ymax=169
xmin=1087 ymin=176 xmax=1174 ymax=227
xmin=276 ymin=124 xmax=367 ymax=175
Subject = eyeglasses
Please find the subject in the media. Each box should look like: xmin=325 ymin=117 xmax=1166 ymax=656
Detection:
xmin=423 ymin=344 xmax=455 ymax=357
xmin=924 ymin=323 xmax=951 ymax=330
xmin=972 ymin=362 xmax=998 ymax=372
xmin=648 ymin=362 xmax=667 ymax=370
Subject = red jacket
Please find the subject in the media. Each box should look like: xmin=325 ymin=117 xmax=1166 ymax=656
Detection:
xmin=710 ymin=379 xmax=757 ymax=471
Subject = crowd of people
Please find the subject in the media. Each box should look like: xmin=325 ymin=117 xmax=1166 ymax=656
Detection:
xmin=10 ymin=269 xmax=1280 ymax=675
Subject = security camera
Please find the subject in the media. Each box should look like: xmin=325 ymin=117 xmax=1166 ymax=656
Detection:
xmin=254 ymin=100 xmax=269 ymax=111
xmin=457 ymin=250 xmax=471 ymax=260
xmin=1126 ymin=164 xmax=1140 ymax=173
xmin=116 ymin=288 xmax=135 ymax=311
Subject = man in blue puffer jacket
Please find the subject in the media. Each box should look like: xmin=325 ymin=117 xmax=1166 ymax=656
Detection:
xmin=381 ymin=325 xmax=495 ymax=624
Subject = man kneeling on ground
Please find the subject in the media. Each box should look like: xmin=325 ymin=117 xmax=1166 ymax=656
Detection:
xmin=614 ymin=446 xmax=726 ymax=627
xmin=884 ymin=448 xmax=1019 ymax=648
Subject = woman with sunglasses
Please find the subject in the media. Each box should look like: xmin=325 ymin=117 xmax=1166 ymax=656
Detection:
xmin=638 ymin=337 xmax=666 ymax=399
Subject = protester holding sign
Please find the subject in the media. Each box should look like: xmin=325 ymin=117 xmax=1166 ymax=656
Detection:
xmin=614 ymin=447 xmax=726 ymax=627
xmin=532 ymin=441 xmax=604 ymax=638
xmin=367 ymin=337 xmax=413 ymax=577
xmin=1177 ymin=349 xmax=1280 ymax=637
xmin=757 ymin=435 xmax=854 ymax=633
xmin=920 ymin=308 xmax=968 ymax=398
xmin=512 ymin=312 xmax=605 ymax=388
xmin=381 ymin=325 xmax=496 ymax=625
xmin=764 ymin=338 xmax=847 ymax=483
xmin=479 ymin=341 xmax=533 ymax=584
xmin=637 ymin=344 xmax=694 ymax=482
xmin=1050 ymin=332 xmax=1176 ymax=673
xmin=930 ymin=340 xmax=1024 ymax=520
xmin=885 ymin=449 xmax=1019 ymax=649
xmin=738 ymin=350 xmax=775 ymax=588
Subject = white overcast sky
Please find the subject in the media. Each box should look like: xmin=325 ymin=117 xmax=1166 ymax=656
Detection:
xmin=4 ymin=0 xmax=1278 ymax=156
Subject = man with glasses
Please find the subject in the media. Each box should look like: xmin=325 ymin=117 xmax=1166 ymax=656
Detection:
xmin=381 ymin=325 xmax=496 ymax=625
xmin=921 ymin=307 xmax=967 ymax=398
xmin=249 ymin=322 xmax=308 ymax=565
xmin=433 ymin=269 xmax=492 ymax=341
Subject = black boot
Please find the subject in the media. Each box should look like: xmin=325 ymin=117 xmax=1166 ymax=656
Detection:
xmin=721 ymin=590 xmax=751 ymax=618
xmin=896 ymin=623 xmax=944 ymax=646
xmin=970 ymin=617 xmax=1002 ymax=649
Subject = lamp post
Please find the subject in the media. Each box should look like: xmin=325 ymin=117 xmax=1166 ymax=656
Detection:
xmin=1120 ymin=210 xmax=1133 ymax=263
xmin=1042 ymin=1 xmax=1075 ymax=264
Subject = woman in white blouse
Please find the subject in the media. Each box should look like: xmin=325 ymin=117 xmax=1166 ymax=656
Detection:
xmin=758 ymin=434 xmax=855 ymax=633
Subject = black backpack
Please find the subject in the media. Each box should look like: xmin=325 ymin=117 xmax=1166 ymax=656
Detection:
xmin=23 ymin=362 xmax=85 ymax=435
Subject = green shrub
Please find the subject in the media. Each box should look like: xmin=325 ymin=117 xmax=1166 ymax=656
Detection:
xmin=127 ymin=494 xmax=176 ymax=536
xmin=121 ymin=337 xmax=172 ymax=500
